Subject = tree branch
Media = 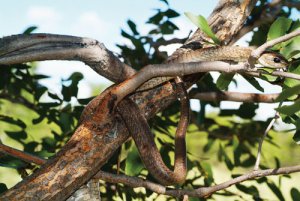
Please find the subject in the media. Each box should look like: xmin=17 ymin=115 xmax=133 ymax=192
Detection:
xmin=0 ymin=143 xmax=46 ymax=165
xmin=0 ymin=34 xmax=136 ymax=83
xmin=3 ymin=141 xmax=300 ymax=199
xmin=189 ymin=90 xmax=281 ymax=103
xmin=254 ymin=111 xmax=280 ymax=170
xmin=249 ymin=29 xmax=300 ymax=66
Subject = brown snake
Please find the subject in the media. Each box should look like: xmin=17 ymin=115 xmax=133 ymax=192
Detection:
xmin=81 ymin=46 xmax=288 ymax=186
xmin=117 ymin=78 xmax=190 ymax=185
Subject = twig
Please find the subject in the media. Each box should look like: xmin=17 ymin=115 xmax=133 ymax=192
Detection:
xmin=93 ymin=165 xmax=300 ymax=198
xmin=254 ymin=111 xmax=280 ymax=170
xmin=189 ymin=90 xmax=281 ymax=103
xmin=0 ymin=143 xmax=46 ymax=165
xmin=249 ymin=29 xmax=300 ymax=67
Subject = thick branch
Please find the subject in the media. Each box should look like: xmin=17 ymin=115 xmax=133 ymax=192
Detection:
xmin=0 ymin=34 xmax=135 ymax=83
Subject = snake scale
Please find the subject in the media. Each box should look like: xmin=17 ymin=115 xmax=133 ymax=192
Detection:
xmin=82 ymin=46 xmax=288 ymax=186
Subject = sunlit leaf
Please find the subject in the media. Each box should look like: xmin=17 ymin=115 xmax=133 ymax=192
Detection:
xmin=184 ymin=12 xmax=220 ymax=44
xmin=268 ymin=17 xmax=292 ymax=49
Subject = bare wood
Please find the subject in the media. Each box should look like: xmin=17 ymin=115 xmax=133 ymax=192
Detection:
xmin=0 ymin=34 xmax=135 ymax=83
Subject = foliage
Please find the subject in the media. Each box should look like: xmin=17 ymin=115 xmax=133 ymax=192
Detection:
xmin=0 ymin=0 xmax=300 ymax=200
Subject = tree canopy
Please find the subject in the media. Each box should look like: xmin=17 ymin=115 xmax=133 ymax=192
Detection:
xmin=1 ymin=0 xmax=300 ymax=200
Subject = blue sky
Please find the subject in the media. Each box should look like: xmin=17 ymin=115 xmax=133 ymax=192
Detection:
xmin=1 ymin=1 xmax=299 ymax=119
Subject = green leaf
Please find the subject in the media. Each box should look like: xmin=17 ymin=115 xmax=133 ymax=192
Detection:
xmin=268 ymin=17 xmax=292 ymax=44
xmin=159 ymin=0 xmax=168 ymax=5
xmin=125 ymin=145 xmax=144 ymax=176
xmin=77 ymin=97 xmax=94 ymax=105
xmin=164 ymin=9 xmax=179 ymax=18
xmin=5 ymin=130 xmax=27 ymax=141
xmin=284 ymin=61 xmax=300 ymax=87
xmin=23 ymin=26 xmax=38 ymax=34
xmin=280 ymin=20 xmax=300 ymax=58
xmin=184 ymin=12 xmax=220 ymax=44
xmin=127 ymin=20 xmax=139 ymax=35
xmin=276 ymin=99 xmax=300 ymax=115
xmin=236 ymin=184 xmax=259 ymax=197
xmin=266 ymin=181 xmax=285 ymax=201
xmin=291 ymin=188 xmax=300 ymax=201
xmin=238 ymin=103 xmax=258 ymax=119
xmin=67 ymin=72 xmax=83 ymax=83
xmin=219 ymin=144 xmax=234 ymax=170
xmin=0 ymin=115 xmax=26 ymax=129
xmin=242 ymin=75 xmax=264 ymax=92
xmin=292 ymin=130 xmax=300 ymax=144
xmin=201 ymin=162 xmax=214 ymax=184
xmin=276 ymin=84 xmax=300 ymax=102
xmin=0 ymin=183 xmax=8 ymax=194
xmin=216 ymin=73 xmax=235 ymax=90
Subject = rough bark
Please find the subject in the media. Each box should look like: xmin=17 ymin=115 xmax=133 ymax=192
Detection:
xmin=0 ymin=0 xmax=258 ymax=200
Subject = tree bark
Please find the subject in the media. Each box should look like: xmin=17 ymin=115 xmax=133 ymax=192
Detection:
xmin=0 ymin=0 xmax=258 ymax=200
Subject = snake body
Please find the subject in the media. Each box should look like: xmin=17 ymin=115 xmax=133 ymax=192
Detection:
xmin=137 ymin=46 xmax=289 ymax=91
xmin=81 ymin=46 xmax=288 ymax=186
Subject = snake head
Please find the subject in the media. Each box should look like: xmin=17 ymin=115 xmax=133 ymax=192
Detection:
xmin=258 ymin=51 xmax=289 ymax=69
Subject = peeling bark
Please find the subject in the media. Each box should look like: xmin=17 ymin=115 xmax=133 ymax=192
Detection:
xmin=0 ymin=0 xmax=259 ymax=200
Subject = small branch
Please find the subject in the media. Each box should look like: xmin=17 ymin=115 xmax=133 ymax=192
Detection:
xmin=189 ymin=90 xmax=280 ymax=103
xmin=245 ymin=69 xmax=300 ymax=80
xmin=249 ymin=29 xmax=300 ymax=66
xmin=254 ymin=111 xmax=280 ymax=170
xmin=285 ymin=1 xmax=300 ymax=10
xmin=93 ymin=165 xmax=300 ymax=198
xmin=0 ymin=143 xmax=46 ymax=165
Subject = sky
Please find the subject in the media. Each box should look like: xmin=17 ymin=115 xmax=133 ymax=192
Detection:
xmin=0 ymin=1 xmax=299 ymax=121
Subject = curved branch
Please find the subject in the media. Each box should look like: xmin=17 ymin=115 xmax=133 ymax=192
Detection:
xmin=0 ymin=34 xmax=136 ymax=83
xmin=94 ymin=166 xmax=300 ymax=198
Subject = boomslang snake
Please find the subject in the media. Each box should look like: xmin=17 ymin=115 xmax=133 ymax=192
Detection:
xmin=82 ymin=46 xmax=288 ymax=186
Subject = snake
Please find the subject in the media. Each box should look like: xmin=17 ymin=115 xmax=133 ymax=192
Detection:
xmin=137 ymin=46 xmax=289 ymax=91
xmin=82 ymin=46 xmax=289 ymax=186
